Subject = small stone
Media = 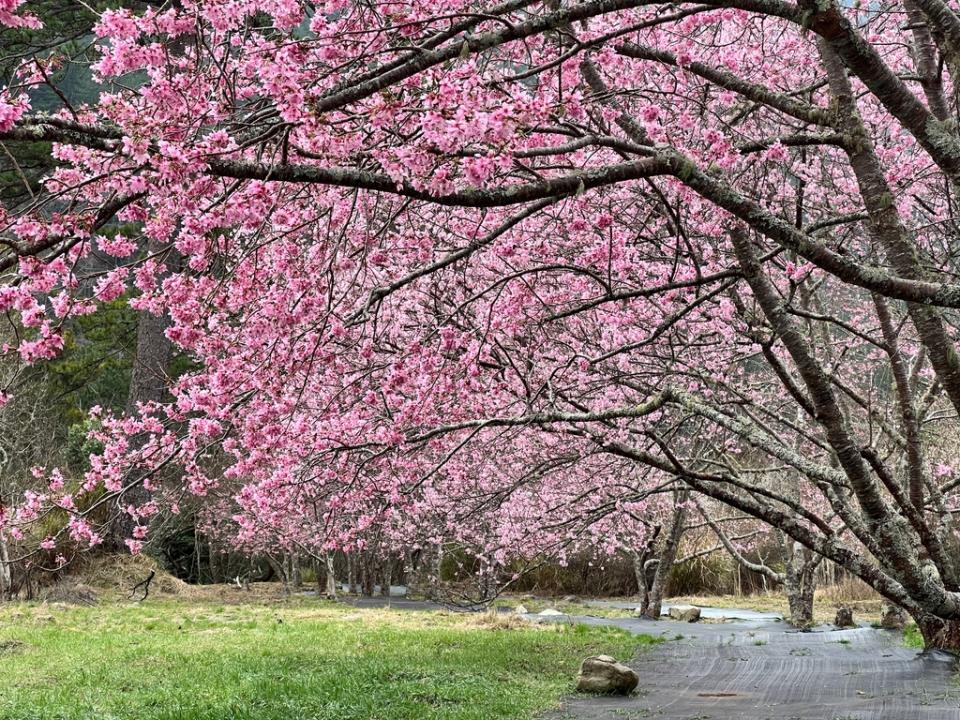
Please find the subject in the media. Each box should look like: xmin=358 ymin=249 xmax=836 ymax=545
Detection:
xmin=576 ymin=655 xmax=639 ymax=695
xmin=520 ymin=594 xmax=535 ymax=601
xmin=538 ymin=608 xmax=565 ymax=616
xmin=668 ymin=605 xmax=701 ymax=622
xmin=562 ymin=595 xmax=578 ymax=603
xmin=834 ymin=607 xmax=855 ymax=628
xmin=879 ymin=604 xmax=907 ymax=630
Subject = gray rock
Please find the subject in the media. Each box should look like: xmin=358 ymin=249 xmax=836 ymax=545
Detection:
xmin=880 ymin=604 xmax=907 ymax=630
xmin=562 ymin=595 xmax=578 ymax=603
xmin=538 ymin=608 xmax=565 ymax=616
xmin=834 ymin=606 xmax=855 ymax=628
xmin=576 ymin=655 xmax=639 ymax=695
xmin=668 ymin=605 xmax=701 ymax=622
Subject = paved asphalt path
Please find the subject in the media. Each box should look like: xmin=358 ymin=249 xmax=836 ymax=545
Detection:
xmin=335 ymin=596 xmax=959 ymax=719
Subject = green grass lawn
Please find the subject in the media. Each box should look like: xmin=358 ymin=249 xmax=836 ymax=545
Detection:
xmin=0 ymin=599 xmax=655 ymax=720
xmin=902 ymin=623 xmax=923 ymax=649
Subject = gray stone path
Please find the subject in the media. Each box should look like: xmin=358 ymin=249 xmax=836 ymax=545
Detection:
xmin=545 ymin=614 xmax=960 ymax=720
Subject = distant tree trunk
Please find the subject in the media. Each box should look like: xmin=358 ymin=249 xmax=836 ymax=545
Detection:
xmin=314 ymin=557 xmax=324 ymax=596
xmin=347 ymin=553 xmax=356 ymax=594
xmin=0 ymin=535 xmax=11 ymax=599
xmin=207 ymin=542 xmax=218 ymax=584
xmin=266 ymin=555 xmax=289 ymax=595
xmin=632 ymin=552 xmax=645 ymax=598
xmin=112 ymin=242 xmax=179 ymax=547
xmin=429 ymin=543 xmax=444 ymax=598
xmin=404 ymin=547 xmax=426 ymax=596
xmin=381 ymin=555 xmax=393 ymax=598
xmin=325 ymin=553 xmax=337 ymax=599
xmin=289 ymin=553 xmax=302 ymax=589
xmin=644 ymin=491 xmax=688 ymax=619
xmin=361 ymin=552 xmax=375 ymax=596
xmin=403 ymin=548 xmax=415 ymax=588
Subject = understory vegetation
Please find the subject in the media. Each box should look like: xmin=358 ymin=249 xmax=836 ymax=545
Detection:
xmin=903 ymin=624 xmax=925 ymax=650
xmin=0 ymin=598 xmax=652 ymax=720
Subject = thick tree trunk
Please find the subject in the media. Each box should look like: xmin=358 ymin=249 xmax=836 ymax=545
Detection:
xmin=638 ymin=559 xmax=659 ymax=616
xmin=784 ymin=573 xmax=815 ymax=628
xmin=644 ymin=492 xmax=687 ymax=619
xmin=914 ymin=612 xmax=960 ymax=652
xmin=784 ymin=543 xmax=817 ymax=628
xmin=631 ymin=525 xmax=661 ymax=613
xmin=632 ymin=551 xmax=650 ymax=614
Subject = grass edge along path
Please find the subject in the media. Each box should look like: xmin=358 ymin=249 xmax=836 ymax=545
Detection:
xmin=0 ymin=599 xmax=660 ymax=720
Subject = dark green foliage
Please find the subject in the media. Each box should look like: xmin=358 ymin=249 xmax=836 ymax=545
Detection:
xmin=0 ymin=0 xmax=107 ymax=205
xmin=64 ymin=419 xmax=105 ymax=475
xmin=47 ymin=299 xmax=138 ymax=424
xmin=0 ymin=0 xmax=98 ymax=86
xmin=0 ymin=139 xmax=52 ymax=205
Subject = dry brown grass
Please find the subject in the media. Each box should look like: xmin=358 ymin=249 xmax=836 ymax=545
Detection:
xmin=814 ymin=577 xmax=884 ymax=619
xmin=466 ymin=609 xmax=552 ymax=631
xmin=79 ymin=554 xmax=190 ymax=597
xmin=670 ymin=581 xmax=884 ymax=625
xmin=77 ymin=554 xmax=305 ymax=604
xmin=816 ymin=576 xmax=881 ymax=603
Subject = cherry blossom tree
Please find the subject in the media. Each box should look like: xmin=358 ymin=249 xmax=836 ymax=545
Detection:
xmin=6 ymin=0 xmax=960 ymax=647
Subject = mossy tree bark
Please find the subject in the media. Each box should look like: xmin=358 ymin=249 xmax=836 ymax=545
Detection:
xmin=644 ymin=490 xmax=687 ymax=619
